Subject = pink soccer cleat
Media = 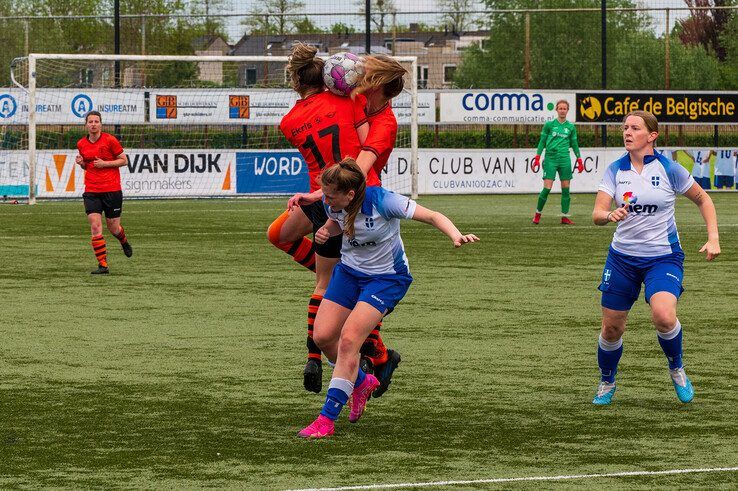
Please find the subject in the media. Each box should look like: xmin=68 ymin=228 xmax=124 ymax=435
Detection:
xmin=298 ymin=414 xmax=335 ymax=438
xmin=532 ymin=212 xmax=542 ymax=225
xmin=348 ymin=374 xmax=380 ymax=423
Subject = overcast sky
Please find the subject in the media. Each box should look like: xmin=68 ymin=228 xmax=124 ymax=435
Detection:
xmin=218 ymin=1 xmax=692 ymax=43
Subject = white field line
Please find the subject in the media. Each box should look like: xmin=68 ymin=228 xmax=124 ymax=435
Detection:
xmin=287 ymin=466 xmax=738 ymax=491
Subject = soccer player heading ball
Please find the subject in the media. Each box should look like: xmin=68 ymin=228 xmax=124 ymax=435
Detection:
xmin=298 ymin=159 xmax=479 ymax=438
xmin=271 ymin=43 xmax=399 ymax=395
xmin=591 ymin=110 xmax=720 ymax=406
xmin=75 ymin=111 xmax=133 ymax=274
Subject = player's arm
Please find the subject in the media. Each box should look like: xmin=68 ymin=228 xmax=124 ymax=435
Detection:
xmin=356 ymin=149 xmax=378 ymax=176
xmin=683 ymin=183 xmax=720 ymax=261
xmin=315 ymin=218 xmax=342 ymax=244
xmin=93 ymin=152 xmax=128 ymax=169
xmin=536 ymin=121 xmax=550 ymax=156
xmin=570 ymin=125 xmax=581 ymax=158
xmin=287 ymin=189 xmax=324 ymax=211
xmin=356 ymin=122 xmax=369 ymax=145
xmin=411 ymin=204 xmax=479 ymax=248
xmin=592 ymin=191 xmax=626 ymax=225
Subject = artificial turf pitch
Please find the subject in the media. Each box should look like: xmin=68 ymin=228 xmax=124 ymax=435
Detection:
xmin=0 ymin=194 xmax=736 ymax=489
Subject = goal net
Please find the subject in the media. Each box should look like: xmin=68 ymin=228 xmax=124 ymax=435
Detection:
xmin=1 ymin=53 xmax=418 ymax=204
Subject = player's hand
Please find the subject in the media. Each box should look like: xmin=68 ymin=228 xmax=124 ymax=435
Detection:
xmin=453 ymin=233 xmax=480 ymax=248
xmin=699 ymin=238 xmax=720 ymax=261
xmin=287 ymin=193 xmax=306 ymax=211
xmin=93 ymin=157 xmax=105 ymax=168
xmin=315 ymin=226 xmax=331 ymax=244
xmin=608 ymin=203 xmax=629 ymax=223
xmin=531 ymin=155 xmax=541 ymax=172
xmin=75 ymin=155 xmax=87 ymax=169
xmin=287 ymin=192 xmax=320 ymax=211
xmin=576 ymin=158 xmax=584 ymax=173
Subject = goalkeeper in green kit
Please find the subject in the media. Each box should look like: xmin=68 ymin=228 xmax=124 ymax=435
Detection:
xmin=532 ymin=99 xmax=583 ymax=225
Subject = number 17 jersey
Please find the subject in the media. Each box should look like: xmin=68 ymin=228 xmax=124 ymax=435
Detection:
xmin=280 ymin=91 xmax=369 ymax=192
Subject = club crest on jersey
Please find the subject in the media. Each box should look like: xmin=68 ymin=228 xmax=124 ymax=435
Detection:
xmin=621 ymin=191 xmax=658 ymax=214
xmin=365 ymin=217 xmax=375 ymax=229
xmin=651 ymin=176 xmax=660 ymax=187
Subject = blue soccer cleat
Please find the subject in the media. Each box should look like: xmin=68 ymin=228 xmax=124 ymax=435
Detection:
xmin=670 ymin=367 xmax=694 ymax=403
xmin=592 ymin=381 xmax=616 ymax=405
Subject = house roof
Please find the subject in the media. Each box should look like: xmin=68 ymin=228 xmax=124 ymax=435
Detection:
xmin=230 ymin=29 xmax=489 ymax=56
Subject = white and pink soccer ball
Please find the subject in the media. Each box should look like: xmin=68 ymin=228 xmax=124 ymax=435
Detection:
xmin=323 ymin=52 xmax=364 ymax=97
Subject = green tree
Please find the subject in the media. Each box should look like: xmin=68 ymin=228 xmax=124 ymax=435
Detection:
xmin=718 ymin=8 xmax=738 ymax=88
xmin=242 ymin=0 xmax=306 ymax=35
xmin=454 ymin=0 xmax=652 ymax=89
xmin=357 ymin=0 xmax=397 ymax=33
xmin=439 ymin=0 xmax=480 ymax=32
xmin=293 ymin=17 xmax=324 ymax=34
xmin=330 ymin=22 xmax=357 ymax=35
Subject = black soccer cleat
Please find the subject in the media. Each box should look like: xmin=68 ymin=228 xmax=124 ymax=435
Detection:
xmin=303 ymin=358 xmax=322 ymax=393
xmin=122 ymin=241 xmax=133 ymax=258
xmin=91 ymin=265 xmax=109 ymax=275
xmin=360 ymin=356 xmax=374 ymax=375
xmin=373 ymin=349 xmax=401 ymax=398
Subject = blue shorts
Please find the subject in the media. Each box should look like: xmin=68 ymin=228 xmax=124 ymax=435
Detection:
xmin=324 ymin=262 xmax=413 ymax=314
xmin=598 ymin=247 xmax=685 ymax=311
xmin=694 ymin=176 xmax=711 ymax=189
xmin=714 ymin=175 xmax=734 ymax=188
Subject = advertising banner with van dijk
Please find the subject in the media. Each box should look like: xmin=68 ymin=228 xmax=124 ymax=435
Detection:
xmin=24 ymin=150 xmax=237 ymax=198
xmin=6 ymin=147 xmax=732 ymax=198
xmin=576 ymin=92 xmax=738 ymax=124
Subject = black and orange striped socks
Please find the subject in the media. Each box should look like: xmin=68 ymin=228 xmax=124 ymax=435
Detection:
xmin=113 ymin=226 xmax=128 ymax=245
xmin=307 ymin=294 xmax=323 ymax=360
xmin=91 ymin=235 xmax=107 ymax=267
xmin=362 ymin=322 xmax=389 ymax=366
xmin=268 ymin=211 xmax=316 ymax=272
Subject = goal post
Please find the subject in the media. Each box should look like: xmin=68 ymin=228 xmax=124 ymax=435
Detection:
xmin=2 ymin=53 xmax=419 ymax=204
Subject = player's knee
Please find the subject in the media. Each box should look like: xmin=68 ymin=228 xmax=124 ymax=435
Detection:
xmin=651 ymin=307 xmax=676 ymax=331
xmin=267 ymin=220 xmax=281 ymax=246
xmin=312 ymin=326 xmax=333 ymax=351
xmin=336 ymin=333 xmax=362 ymax=359
xmin=601 ymin=319 xmax=625 ymax=341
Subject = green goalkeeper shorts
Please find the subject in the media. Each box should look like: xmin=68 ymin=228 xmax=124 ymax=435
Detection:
xmin=542 ymin=159 xmax=573 ymax=181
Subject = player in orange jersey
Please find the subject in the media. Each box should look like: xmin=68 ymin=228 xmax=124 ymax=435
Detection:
xmin=292 ymin=53 xmax=409 ymax=396
xmin=270 ymin=43 xmax=394 ymax=395
xmin=75 ymin=111 xmax=132 ymax=275
xmin=354 ymin=54 xmax=405 ymax=184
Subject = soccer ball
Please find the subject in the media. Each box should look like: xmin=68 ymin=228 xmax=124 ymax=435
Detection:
xmin=323 ymin=52 xmax=364 ymax=97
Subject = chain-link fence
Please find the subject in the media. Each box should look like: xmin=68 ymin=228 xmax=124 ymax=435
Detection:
xmin=2 ymin=1 xmax=738 ymax=149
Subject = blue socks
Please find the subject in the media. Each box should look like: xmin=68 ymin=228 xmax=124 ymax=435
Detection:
xmin=319 ymin=366 xmax=368 ymax=421
xmin=598 ymin=335 xmax=623 ymax=383
xmin=354 ymin=367 xmax=366 ymax=387
xmin=321 ymin=378 xmax=353 ymax=421
xmin=657 ymin=320 xmax=683 ymax=370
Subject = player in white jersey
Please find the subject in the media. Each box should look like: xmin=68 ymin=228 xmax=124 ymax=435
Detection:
xmin=297 ymin=159 xmax=479 ymax=438
xmin=688 ymin=148 xmax=711 ymax=189
xmin=712 ymin=149 xmax=737 ymax=188
xmin=591 ymin=111 xmax=720 ymax=406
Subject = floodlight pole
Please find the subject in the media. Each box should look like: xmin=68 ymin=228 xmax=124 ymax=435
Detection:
xmin=365 ymin=0 xmax=371 ymax=54
xmin=114 ymin=0 xmax=121 ymax=139
xmin=601 ymin=0 xmax=607 ymax=147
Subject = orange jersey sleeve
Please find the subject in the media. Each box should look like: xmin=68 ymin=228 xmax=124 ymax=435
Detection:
xmin=363 ymin=104 xmax=398 ymax=180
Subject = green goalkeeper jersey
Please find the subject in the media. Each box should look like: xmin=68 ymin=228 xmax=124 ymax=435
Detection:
xmin=536 ymin=119 xmax=581 ymax=163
